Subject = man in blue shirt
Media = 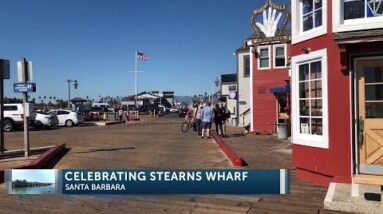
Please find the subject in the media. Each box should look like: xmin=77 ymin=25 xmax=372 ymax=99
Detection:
xmin=201 ymin=102 xmax=213 ymax=139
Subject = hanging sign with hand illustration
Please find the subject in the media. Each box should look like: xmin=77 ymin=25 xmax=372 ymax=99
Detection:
xmin=250 ymin=0 xmax=290 ymax=39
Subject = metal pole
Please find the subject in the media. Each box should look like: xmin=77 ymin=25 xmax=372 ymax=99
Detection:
xmin=67 ymin=80 xmax=71 ymax=110
xmin=134 ymin=51 xmax=138 ymax=108
xmin=0 ymin=63 xmax=4 ymax=154
xmin=22 ymin=58 xmax=29 ymax=157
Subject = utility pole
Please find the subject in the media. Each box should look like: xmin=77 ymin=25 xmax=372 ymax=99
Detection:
xmin=67 ymin=79 xmax=78 ymax=110
xmin=0 ymin=63 xmax=3 ymax=154
xmin=22 ymin=58 xmax=29 ymax=157
xmin=68 ymin=80 xmax=70 ymax=110
xmin=0 ymin=59 xmax=10 ymax=154
xmin=135 ymin=50 xmax=137 ymax=107
xmin=16 ymin=58 xmax=36 ymax=157
xmin=128 ymin=51 xmax=143 ymax=108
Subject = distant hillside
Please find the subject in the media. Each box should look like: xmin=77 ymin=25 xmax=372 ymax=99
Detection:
xmin=174 ymin=96 xmax=194 ymax=104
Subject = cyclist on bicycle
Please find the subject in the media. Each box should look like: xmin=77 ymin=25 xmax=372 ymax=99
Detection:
xmin=185 ymin=104 xmax=198 ymax=131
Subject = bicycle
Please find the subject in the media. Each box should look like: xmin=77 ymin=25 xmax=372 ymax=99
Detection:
xmin=181 ymin=120 xmax=195 ymax=133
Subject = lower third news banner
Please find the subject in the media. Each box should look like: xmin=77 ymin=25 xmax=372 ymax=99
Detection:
xmin=4 ymin=169 xmax=290 ymax=195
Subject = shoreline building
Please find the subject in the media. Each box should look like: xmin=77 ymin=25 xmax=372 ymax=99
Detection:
xmin=290 ymin=0 xmax=383 ymax=186
xmin=122 ymin=91 xmax=174 ymax=109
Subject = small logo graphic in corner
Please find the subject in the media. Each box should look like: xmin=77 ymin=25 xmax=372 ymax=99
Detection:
xmin=9 ymin=169 xmax=57 ymax=195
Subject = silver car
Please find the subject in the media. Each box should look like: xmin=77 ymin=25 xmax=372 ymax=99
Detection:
xmin=33 ymin=111 xmax=59 ymax=129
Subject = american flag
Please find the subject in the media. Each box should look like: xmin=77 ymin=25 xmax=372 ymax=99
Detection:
xmin=137 ymin=52 xmax=149 ymax=61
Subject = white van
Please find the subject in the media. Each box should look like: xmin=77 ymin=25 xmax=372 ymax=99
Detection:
xmin=92 ymin=103 xmax=110 ymax=108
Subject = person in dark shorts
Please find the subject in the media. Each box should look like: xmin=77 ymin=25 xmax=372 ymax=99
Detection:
xmin=195 ymin=101 xmax=204 ymax=136
xmin=221 ymin=103 xmax=230 ymax=137
xmin=213 ymin=104 xmax=224 ymax=136
xmin=201 ymin=102 xmax=213 ymax=139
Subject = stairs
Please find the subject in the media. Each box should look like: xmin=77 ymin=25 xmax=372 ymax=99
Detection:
xmin=324 ymin=182 xmax=383 ymax=214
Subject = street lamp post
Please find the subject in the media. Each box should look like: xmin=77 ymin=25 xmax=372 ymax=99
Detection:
xmin=67 ymin=79 xmax=78 ymax=110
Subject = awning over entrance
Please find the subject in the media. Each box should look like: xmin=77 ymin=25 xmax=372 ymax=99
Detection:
xmin=270 ymin=85 xmax=290 ymax=94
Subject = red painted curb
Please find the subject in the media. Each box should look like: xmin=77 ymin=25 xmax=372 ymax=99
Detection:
xmin=211 ymin=132 xmax=243 ymax=167
xmin=0 ymin=143 xmax=66 ymax=183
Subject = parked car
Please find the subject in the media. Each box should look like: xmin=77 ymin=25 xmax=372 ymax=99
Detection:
xmin=32 ymin=111 xmax=59 ymax=129
xmin=49 ymin=110 xmax=83 ymax=127
xmin=169 ymin=107 xmax=179 ymax=113
xmin=178 ymin=108 xmax=188 ymax=118
xmin=2 ymin=103 xmax=36 ymax=132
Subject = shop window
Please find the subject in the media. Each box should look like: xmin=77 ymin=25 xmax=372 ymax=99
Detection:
xmin=274 ymin=44 xmax=287 ymax=68
xmin=244 ymin=55 xmax=250 ymax=77
xmin=291 ymin=49 xmax=328 ymax=149
xmin=228 ymin=85 xmax=237 ymax=91
xmin=298 ymin=61 xmax=323 ymax=135
xmin=344 ymin=0 xmax=383 ymax=20
xmin=258 ymin=46 xmax=271 ymax=69
xmin=333 ymin=1 xmax=383 ymax=32
xmin=365 ymin=66 xmax=383 ymax=118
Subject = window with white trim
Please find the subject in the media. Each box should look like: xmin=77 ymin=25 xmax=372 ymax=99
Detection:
xmin=292 ymin=49 xmax=328 ymax=149
xmin=274 ymin=44 xmax=287 ymax=68
xmin=302 ymin=0 xmax=323 ymax=32
xmin=292 ymin=0 xmax=327 ymax=44
xmin=298 ymin=61 xmax=323 ymax=135
xmin=344 ymin=0 xmax=383 ymax=20
xmin=333 ymin=1 xmax=383 ymax=32
xmin=244 ymin=55 xmax=250 ymax=78
xmin=258 ymin=46 xmax=270 ymax=69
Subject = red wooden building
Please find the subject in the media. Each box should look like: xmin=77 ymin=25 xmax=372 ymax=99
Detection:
xmin=291 ymin=0 xmax=383 ymax=186
xmin=247 ymin=0 xmax=292 ymax=135
xmin=251 ymin=40 xmax=291 ymax=134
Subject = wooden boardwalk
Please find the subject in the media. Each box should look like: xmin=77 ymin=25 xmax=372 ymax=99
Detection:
xmin=0 ymin=115 xmax=356 ymax=213
xmin=223 ymin=130 xmax=354 ymax=214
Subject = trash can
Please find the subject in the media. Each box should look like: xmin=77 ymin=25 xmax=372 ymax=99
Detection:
xmin=231 ymin=117 xmax=238 ymax=127
xmin=277 ymin=123 xmax=288 ymax=140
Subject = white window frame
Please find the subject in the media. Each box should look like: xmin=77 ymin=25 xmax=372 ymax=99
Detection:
xmin=243 ymin=55 xmax=251 ymax=78
xmin=257 ymin=45 xmax=271 ymax=70
xmin=333 ymin=0 xmax=383 ymax=33
xmin=292 ymin=0 xmax=327 ymax=44
xmin=291 ymin=48 xmax=329 ymax=149
xmin=273 ymin=44 xmax=287 ymax=69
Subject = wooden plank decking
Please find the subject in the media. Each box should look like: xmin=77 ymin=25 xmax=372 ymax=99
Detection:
xmin=223 ymin=130 xmax=355 ymax=214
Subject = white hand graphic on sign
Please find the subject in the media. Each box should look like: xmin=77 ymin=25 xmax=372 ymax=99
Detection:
xmin=255 ymin=7 xmax=282 ymax=38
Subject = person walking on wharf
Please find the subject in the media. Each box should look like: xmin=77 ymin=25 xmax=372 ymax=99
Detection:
xmin=118 ymin=107 xmax=124 ymax=122
xmin=195 ymin=101 xmax=204 ymax=136
xmin=201 ymin=102 xmax=213 ymax=139
xmin=214 ymin=103 xmax=224 ymax=136
xmin=185 ymin=104 xmax=197 ymax=131
xmin=221 ymin=103 xmax=230 ymax=137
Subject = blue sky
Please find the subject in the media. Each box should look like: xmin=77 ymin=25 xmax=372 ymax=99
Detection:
xmin=12 ymin=169 xmax=56 ymax=183
xmin=0 ymin=0 xmax=289 ymax=100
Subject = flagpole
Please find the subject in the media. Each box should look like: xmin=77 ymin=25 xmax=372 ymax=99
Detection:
xmin=135 ymin=50 xmax=138 ymax=108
